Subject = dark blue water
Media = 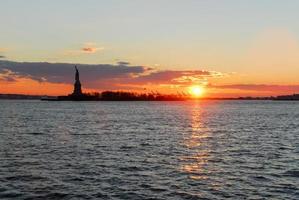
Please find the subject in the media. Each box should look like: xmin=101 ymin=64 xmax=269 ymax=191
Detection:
xmin=0 ymin=100 xmax=298 ymax=199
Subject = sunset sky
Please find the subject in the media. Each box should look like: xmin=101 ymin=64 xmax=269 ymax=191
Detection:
xmin=1 ymin=0 xmax=299 ymax=97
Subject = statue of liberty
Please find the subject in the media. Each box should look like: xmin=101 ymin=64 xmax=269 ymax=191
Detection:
xmin=72 ymin=66 xmax=83 ymax=96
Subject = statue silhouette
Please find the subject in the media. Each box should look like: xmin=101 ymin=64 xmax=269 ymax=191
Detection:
xmin=72 ymin=66 xmax=83 ymax=96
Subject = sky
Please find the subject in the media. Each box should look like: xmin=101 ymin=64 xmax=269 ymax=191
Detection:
xmin=1 ymin=0 xmax=299 ymax=97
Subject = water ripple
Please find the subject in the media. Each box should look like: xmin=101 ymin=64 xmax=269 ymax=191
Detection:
xmin=0 ymin=100 xmax=298 ymax=199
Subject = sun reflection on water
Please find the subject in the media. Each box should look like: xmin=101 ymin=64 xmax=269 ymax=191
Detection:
xmin=180 ymin=152 xmax=210 ymax=180
xmin=180 ymin=102 xmax=211 ymax=180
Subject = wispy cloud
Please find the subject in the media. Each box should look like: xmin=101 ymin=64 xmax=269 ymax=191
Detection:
xmin=81 ymin=47 xmax=99 ymax=53
xmin=63 ymin=43 xmax=104 ymax=56
xmin=81 ymin=42 xmax=104 ymax=53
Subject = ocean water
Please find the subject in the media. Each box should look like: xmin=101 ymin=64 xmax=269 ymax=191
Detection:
xmin=0 ymin=100 xmax=298 ymax=200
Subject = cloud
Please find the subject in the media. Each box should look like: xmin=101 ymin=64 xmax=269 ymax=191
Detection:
xmin=0 ymin=60 xmax=149 ymax=85
xmin=211 ymin=84 xmax=299 ymax=92
xmin=81 ymin=47 xmax=99 ymax=53
xmin=0 ymin=60 xmax=222 ymax=91
xmin=0 ymin=75 xmax=16 ymax=82
xmin=117 ymin=61 xmax=130 ymax=66
xmin=127 ymin=70 xmax=221 ymax=85
xmin=81 ymin=42 xmax=104 ymax=54
xmin=63 ymin=43 xmax=104 ymax=56
xmin=0 ymin=69 xmax=17 ymax=82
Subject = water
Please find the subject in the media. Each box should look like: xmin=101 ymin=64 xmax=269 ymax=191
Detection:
xmin=0 ymin=100 xmax=298 ymax=199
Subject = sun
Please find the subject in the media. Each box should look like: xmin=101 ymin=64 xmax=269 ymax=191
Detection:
xmin=190 ymin=86 xmax=204 ymax=98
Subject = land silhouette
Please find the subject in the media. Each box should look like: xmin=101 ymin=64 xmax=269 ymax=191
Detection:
xmin=40 ymin=66 xmax=189 ymax=101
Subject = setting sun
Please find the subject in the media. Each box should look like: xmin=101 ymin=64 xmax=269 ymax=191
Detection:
xmin=190 ymin=86 xmax=205 ymax=98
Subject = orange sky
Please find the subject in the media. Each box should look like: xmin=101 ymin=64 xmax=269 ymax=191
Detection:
xmin=1 ymin=74 xmax=298 ymax=98
xmin=2 ymin=28 xmax=299 ymax=97
xmin=2 ymin=2 xmax=299 ymax=97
